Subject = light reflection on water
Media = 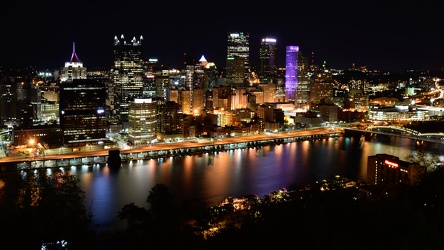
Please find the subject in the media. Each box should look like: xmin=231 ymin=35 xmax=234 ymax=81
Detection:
xmin=3 ymin=135 xmax=443 ymax=233
xmin=78 ymin=135 xmax=427 ymax=233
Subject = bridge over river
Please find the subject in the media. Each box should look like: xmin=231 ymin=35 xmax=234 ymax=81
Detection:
xmin=343 ymin=125 xmax=444 ymax=144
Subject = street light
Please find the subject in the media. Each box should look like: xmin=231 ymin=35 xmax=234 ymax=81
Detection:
xmin=38 ymin=142 xmax=46 ymax=161
xmin=28 ymin=139 xmax=36 ymax=162
xmin=29 ymin=138 xmax=36 ymax=156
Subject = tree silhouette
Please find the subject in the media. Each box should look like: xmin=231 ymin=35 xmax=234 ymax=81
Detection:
xmin=117 ymin=202 xmax=149 ymax=230
xmin=146 ymin=183 xmax=176 ymax=219
xmin=117 ymin=183 xmax=201 ymax=249
xmin=405 ymin=146 xmax=441 ymax=170
xmin=0 ymin=169 xmax=94 ymax=249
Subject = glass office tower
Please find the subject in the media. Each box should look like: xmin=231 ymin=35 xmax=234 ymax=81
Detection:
xmin=59 ymin=79 xmax=107 ymax=146
xmin=112 ymin=34 xmax=145 ymax=128
xmin=227 ymin=32 xmax=250 ymax=84
xmin=260 ymin=37 xmax=277 ymax=82
xmin=285 ymin=46 xmax=299 ymax=102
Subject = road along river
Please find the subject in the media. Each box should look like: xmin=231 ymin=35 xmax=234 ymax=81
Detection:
xmin=1 ymin=130 xmax=443 ymax=233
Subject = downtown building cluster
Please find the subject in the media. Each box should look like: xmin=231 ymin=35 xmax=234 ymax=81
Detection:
xmin=0 ymin=32 xmax=443 ymax=151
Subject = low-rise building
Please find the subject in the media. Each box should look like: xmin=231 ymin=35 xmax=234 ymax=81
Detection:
xmin=367 ymin=153 xmax=423 ymax=186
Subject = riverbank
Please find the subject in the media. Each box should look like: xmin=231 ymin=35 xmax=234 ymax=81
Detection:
xmin=0 ymin=128 xmax=343 ymax=172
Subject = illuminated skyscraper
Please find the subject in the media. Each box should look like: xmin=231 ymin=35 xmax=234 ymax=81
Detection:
xmin=285 ymin=46 xmax=298 ymax=102
xmin=60 ymin=42 xmax=87 ymax=82
xmin=59 ymin=79 xmax=107 ymax=146
xmin=296 ymin=51 xmax=310 ymax=109
xmin=226 ymin=32 xmax=250 ymax=85
xmin=0 ymin=67 xmax=38 ymax=129
xmin=112 ymin=34 xmax=145 ymax=128
xmin=310 ymin=61 xmax=334 ymax=104
xmin=157 ymin=101 xmax=184 ymax=141
xmin=225 ymin=56 xmax=245 ymax=87
xmin=260 ymin=38 xmax=277 ymax=83
xmin=128 ymin=98 xmax=158 ymax=146
xmin=0 ymin=80 xmax=16 ymax=126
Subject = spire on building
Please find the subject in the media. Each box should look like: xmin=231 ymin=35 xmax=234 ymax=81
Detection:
xmin=199 ymin=55 xmax=207 ymax=62
xmin=61 ymin=42 xmax=86 ymax=82
xmin=70 ymin=42 xmax=81 ymax=63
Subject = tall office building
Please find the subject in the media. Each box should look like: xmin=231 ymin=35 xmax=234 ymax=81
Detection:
xmin=310 ymin=61 xmax=334 ymax=104
xmin=0 ymin=67 xmax=41 ymax=128
xmin=260 ymin=38 xmax=277 ymax=83
xmin=285 ymin=46 xmax=298 ymax=102
xmin=0 ymin=79 xmax=17 ymax=126
xmin=225 ymin=56 xmax=245 ymax=87
xmin=112 ymin=34 xmax=145 ymax=128
xmin=296 ymin=51 xmax=310 ymax=109
xmin=59 ymin=79 xmax=107 ymax=147
xmin=199 ymin=55 xmax=219 ymax=91
xmin=157 ymin=101 xmax=184 ymax=141
xmin=182 ymin=53 xmax=197 ymax=115
xmin=146 ymin=58 xmax=170 ymax=101
xmin=88 ymin=68 xmax=112 ymax=122
xmin=227 ymin=32 xmax=250 ymax=85
xmin=60 ymin=42 xmax=87 ymax=82
xmin=128 ymin=98 xmax=158 ymax=146
xmin=16 ymin=82 xmax=38 ymax=128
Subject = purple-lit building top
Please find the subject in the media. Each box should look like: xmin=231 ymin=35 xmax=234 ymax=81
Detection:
xmin=285 ymin=46 xmax=299 ymax=102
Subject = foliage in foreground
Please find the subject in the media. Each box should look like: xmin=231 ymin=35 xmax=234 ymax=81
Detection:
xmin=111 ymin=173 xmax=444 ymax=250
xmin=2 ymin=168 xmax=444 ymax=249
xmin=0 ymin=169 xmax=95 ymax=249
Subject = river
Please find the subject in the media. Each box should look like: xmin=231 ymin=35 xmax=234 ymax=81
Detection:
xmin=2 ymin=134 xmax=443 ymax=233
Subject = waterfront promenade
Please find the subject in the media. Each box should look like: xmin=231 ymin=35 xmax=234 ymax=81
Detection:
xmin=0 ymin=128 xmax=342 ymax=171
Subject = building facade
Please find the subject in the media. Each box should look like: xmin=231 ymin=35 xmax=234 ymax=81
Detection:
xmin=60 ymin=42 xmax=87 ymax=83
xmin=367 ymin=154 xmax=423 ymax=186
xmin=227 ymin=32 xmax=250 ymax=85
xmin=310 ymin=62 xmax=334 ymax=105
xmin=285 ymin=46 xmax=298 ymax=102
xmin=157 ymin=101 xmax=184 ymax=141
xmin=260 ymin=38 xmax=277 ymax=83
xmin=225 ymin=56 xmax=245 ymax=87
xmin=59 ymin=79 xmax=107 ymax=147
xmin=295 ymin=51 xmax=310 ymax=109
xmin=112 ymin=35 xmax=145 ymax=128
xmin=128 ymin=98 xmax=157 ymax=146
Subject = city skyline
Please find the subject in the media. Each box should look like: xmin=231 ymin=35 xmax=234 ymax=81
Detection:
xmin=1 ymin=1 xmax=442 ymax=71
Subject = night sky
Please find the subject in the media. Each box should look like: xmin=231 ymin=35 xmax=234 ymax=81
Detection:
xmin=1 ymin=1 xmax=442 ymax=72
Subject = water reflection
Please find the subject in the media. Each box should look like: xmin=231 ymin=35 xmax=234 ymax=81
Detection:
xmin=2 ymin=135 xmax=444 ymax=233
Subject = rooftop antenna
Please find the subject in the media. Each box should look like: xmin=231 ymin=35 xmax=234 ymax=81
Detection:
xmin=70 ymin=42 xmax=81 ymax=62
